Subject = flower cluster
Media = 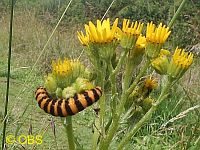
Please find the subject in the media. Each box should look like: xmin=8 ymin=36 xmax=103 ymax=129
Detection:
xmin=119 ymin=20 xmax=144 ymax=49
xmin=77 ymin=19 xmax=172 ymax=61
xmin=168 ymin=47 xmax=193 ymax=79
xmin=77 ymin=17 xmax=193 ymax=85
xmin=44 ymin=58 xmax=94 ymax=98
xmin=126 ymin=76 xmax=158 ymax=112
xmin=52 ymin=59 xmax=72 ymax=77
xmin=151 ymin=47 xmax=193 ymax=80
xmin=146 ymin=22 xmax=171 ymax=44
xmin=77 ymin=18 xmax=119 ymax=45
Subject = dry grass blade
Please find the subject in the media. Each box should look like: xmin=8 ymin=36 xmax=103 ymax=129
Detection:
xmin=161 ymin=105 xmax=200 ymax=128
xmin=15 ymin=0 xmax=73 ymax=100
xmin=28 ymin=124 xmax=32 ymax=135
xmin=101 ymin=0 xmax=116 ymax=21
xmin=50 ymin=118 xmax=56 ymax=138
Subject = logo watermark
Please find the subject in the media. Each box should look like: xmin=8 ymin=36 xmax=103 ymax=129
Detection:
xmin=6 ymin=135 xmax=42 ymax=145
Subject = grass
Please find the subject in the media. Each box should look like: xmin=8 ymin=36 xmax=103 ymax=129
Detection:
xmin=0 ymin=9 xmax=94 ymax=150
xmin=0 ymin=5 xmax=200 ymax=150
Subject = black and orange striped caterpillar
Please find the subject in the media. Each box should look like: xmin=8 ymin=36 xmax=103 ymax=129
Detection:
xmin=35 ymin=86 xmax=102 ymax=117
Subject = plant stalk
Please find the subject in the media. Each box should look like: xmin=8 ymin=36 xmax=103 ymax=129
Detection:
xmin=108 ymin=60 xmax=116 ymax=95
xmin=110 ymin=51 xmax=127 ymax=79
xmin=99 ymin=60 xmax=150 ymax=150
xmin=91 ymin=118 xmax=100 ymax=150
xmin=64 ymin=117 xmax=75 ymax=150
xmin=168 ymin=0 xmax=187 ymax=28
xmin=99 ymin=68 xmax=106 ymax=135
xmin=91 ymin=61 xmax=106 ymax=149
xmin=117 ymin=78 xmax=173 ymax=150
xmin=1 ymin=0 xmax=14 ymax=149
xmin=122 ymin=59 xmax=133 ymax=90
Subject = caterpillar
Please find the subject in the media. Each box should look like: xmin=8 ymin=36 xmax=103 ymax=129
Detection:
xmin=35 ymin=86 xmax=102 ymax=117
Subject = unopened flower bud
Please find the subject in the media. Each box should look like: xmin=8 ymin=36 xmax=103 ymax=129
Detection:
xmin=74 ymin=78 xmax=94 ymax=93
xmin=142 ymin=97 xmax=154 ymax=112
xmin=44 ymin=74 xmax=57 ymax=94
xmin=56 ymin=87 xmax=63 ymax=98
xmin=151 ymin=50 xmax=170 ymax=75
xmin=62 ymin=86 xmax=77 ymax=99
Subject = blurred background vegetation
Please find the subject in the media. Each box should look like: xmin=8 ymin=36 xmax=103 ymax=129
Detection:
xmin=1 ymin=0 xmax=199 ymax=47
xmin=0 ymin=0 xmax=199 ymax=149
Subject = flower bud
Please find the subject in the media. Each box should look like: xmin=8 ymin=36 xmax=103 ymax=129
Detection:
xmin=74 ymin=78 xmax=94 ymax=93
xmin=83 ymin=68 xmax=93 ymax=80
xmin=62 ymin=86 xmax=77 ymax=99
xmin=44 ymin=74 xmax=57 ymax=94
xmin=70 ymin=60 xmax=86 ymax=80
xmin=151 ymin=49 xmax=170 ymax=75
xmin=141 ymin=97 xmax=154 ymax=112
xmin=56 ymin=87 xmax=63 ymax=98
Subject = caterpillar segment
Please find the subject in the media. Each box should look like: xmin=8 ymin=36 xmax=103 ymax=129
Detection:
xmin=35 ymin=86 xmax=102 ymax=117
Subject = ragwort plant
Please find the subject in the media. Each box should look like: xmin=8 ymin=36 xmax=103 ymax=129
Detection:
xmin=32 ymin=1 xmax=194 ymax=150
xmin=77 ymin=19 xmax=193 ymax=150
xmin=33 ymin=20 xmax=193 ymax=150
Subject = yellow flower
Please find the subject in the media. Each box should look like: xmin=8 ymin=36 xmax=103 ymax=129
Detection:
xmin=52 ymin=58 xmax=72 ymax=77
xmin=77 ymin=31 xmax=89 ymax=46
xmin=138 ymin=76 xmax=158 ymax=98
xmin=168 ymin=47 xmax=193 ymax=79
xmin=172 ymin=48 xmax=193 ymax=68
xmin=146 ymin=22 xmax=171 ymax=44
xmin=127 ymin=35 xmax=146 ymax=68
xmin=159 ymin=49 xmax=171 ymax=56
xmin=144 ymin=77 xmax=158 ymax=90
xmin=77 ymin=18 xmax=119 ymax=45
xmin=135 ymin=35 xmax=146 ymax=49
xmin=122 ymin=19 xmax=143 ymax=36
xmin=145 ymin=22 xmax=171 ymax=59
xmin=119 ymin=19 xmax=144 ymax=49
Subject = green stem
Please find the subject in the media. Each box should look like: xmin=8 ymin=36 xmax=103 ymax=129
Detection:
xmin=110 ymin=51 xmax=127 ymax=79
xmin=92 ymin=117 xmax=100 ymax=150
xmin=99 ymin=63 xmax=106 ymax=133
xmin=117 ymin=78 xmax=173 ymax=150
xmin=98 ymin=51 xmax=127 ymax=149
xmin=108 ymin=60 xmax=118 ymax=114
xmin=122 ymin=56 xmax=137 ymax=91
xmin=91 ymin=59 xmax=106 ymax=149
xmin=64 ymin=117 xmax=75 ymax=150
xmin=122 ymin=68 xmax=132 ymax=91
xmin=99 ymin=92 xmax=106 ymax=135
xmin=108 ymin=60 xmax=116 ymax=95
xmin=1 ymin=0 xmax=14 ymax=149
xmin=99 ymin=60 xmax=151 ymax=150
xmin=168 ymin=0 xmax=187 ymax=28
xmin=92 ymin=82 xmax=106 ymax=150
xmin=126 ymin=59 xmax=151 ymax=99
